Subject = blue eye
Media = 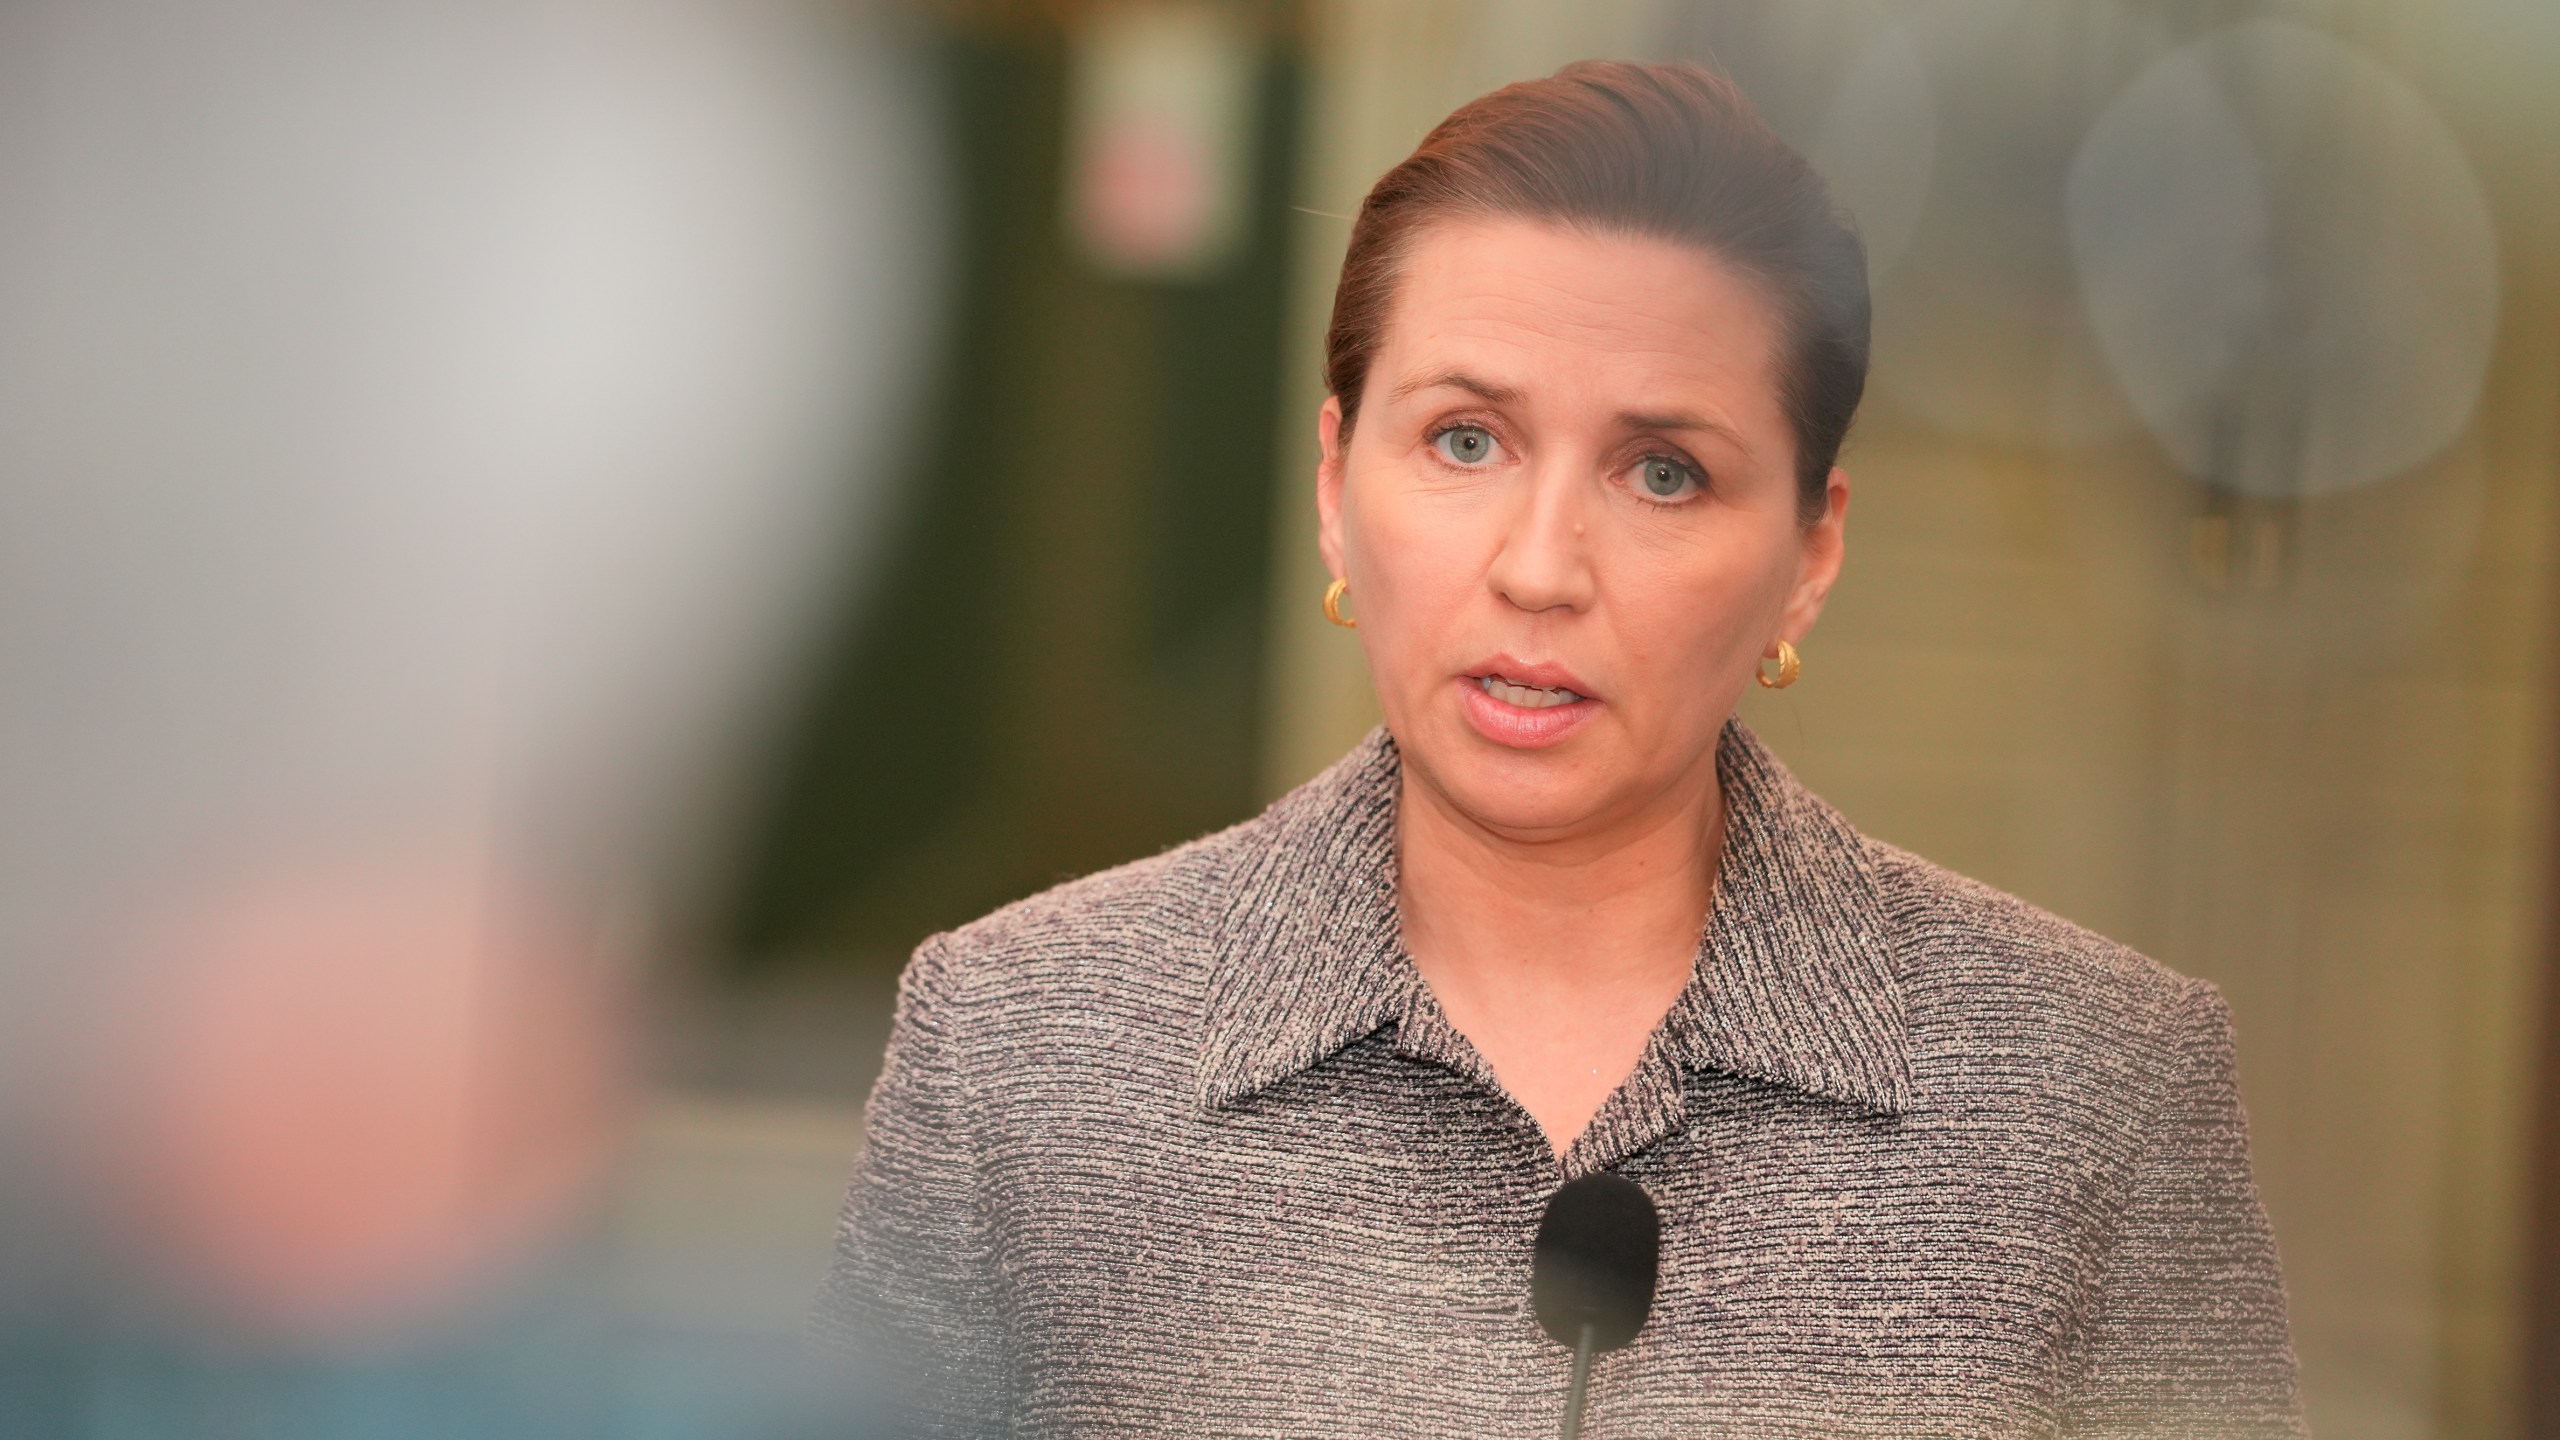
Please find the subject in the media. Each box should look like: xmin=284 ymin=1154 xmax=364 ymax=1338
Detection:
xmin=1631 ymin=454 xmax=1702 ymax=500
xmin=1432 ymin=424 xmax=1499 ymax=466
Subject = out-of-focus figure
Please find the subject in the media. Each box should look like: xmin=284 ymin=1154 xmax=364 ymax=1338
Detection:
xmin=0 ymin=0 xmax=937 ymax=1430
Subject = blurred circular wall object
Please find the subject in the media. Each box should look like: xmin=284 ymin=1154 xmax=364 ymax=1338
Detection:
xmin=2065 ymin=19 xmax=2499 ymax=499
xmin=1679 ymin=0 xmax=2169 ymax=449
xmin=1802 ymin=9 xmax=1937 ymax=283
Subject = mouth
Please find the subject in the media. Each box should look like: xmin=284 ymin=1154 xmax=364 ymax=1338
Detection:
xmin=1464 ymin=656 xmax=1596 ymax=707
xmin=1474 ymin=674 xmax=1586 ymax=709
xmin=1456 ymin=663 xmax=1599 ymax=749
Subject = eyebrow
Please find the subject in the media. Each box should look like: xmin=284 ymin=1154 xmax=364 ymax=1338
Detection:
xmin=1386 ymin=369 xmax=1522 ymax=406
xmin=1388 ymin=369 xmax=1755 ymax=456
xmin=1617 ymin=408 xmax=1752 ymax=454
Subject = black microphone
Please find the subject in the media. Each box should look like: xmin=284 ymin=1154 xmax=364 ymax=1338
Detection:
xmin=1530 ymin=1172 xmax=1660 ymax=1440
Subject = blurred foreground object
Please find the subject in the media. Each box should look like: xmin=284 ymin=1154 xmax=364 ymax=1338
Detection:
xmin=0 ymin=0 xmax=937 ymax=1426
xmin=76 ymin=856 xmax=621 ymax=1342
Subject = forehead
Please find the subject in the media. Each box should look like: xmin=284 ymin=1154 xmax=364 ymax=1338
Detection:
xmin=1376 ymin=216 xmax=1786 ymax=423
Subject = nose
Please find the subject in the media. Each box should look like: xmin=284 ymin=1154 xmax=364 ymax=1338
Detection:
xmin=1485 ymin=460 xmax=1597 ymax=615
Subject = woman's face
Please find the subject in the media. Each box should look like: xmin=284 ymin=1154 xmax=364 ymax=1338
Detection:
xmin=1317 ymin=216 xmax=1848 ymax=840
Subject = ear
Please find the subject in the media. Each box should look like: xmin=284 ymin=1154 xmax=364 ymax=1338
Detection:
xmin=1776 ymin=465 xmax=1850 ymax=645
xmin=1315 ymin=395 xmax=1349 ymax=582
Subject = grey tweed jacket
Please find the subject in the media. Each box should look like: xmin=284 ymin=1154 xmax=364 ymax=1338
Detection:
xmin=815 ymin=719 xmax=2306 ymax=1438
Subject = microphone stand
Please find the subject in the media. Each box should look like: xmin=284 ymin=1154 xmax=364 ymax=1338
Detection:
xmin=1560 ymin=1321 xmax=1596 ymax=1440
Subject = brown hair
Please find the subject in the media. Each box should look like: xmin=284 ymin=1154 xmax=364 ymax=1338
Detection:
xmin=1323 ymin=60 xmax=1870 ymax=525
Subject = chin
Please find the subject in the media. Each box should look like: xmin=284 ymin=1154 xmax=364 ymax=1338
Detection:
xmin=1403 ymin=712 xmax=1623 ymax=834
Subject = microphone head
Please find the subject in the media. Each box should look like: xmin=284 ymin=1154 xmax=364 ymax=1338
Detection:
xmin=1530 ymin=1171 xmax=1661 ymax=1353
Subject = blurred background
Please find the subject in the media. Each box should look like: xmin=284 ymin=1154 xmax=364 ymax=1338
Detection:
xmin=3 ymin=0 xmax=2556 ymax=1436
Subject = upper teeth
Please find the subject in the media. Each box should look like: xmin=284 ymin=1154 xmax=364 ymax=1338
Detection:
xmin=1480 ymin=675 xmax=1582 ymax=708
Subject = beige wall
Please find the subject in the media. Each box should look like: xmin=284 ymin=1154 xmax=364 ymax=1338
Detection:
xmin=1260 ymin=5 xmax=2560 ymax=1437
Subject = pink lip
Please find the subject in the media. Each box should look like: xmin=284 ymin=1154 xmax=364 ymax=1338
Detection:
xmin=1464 ymin=655 xmax=1596 ymax=696
xmin=1457 ymin=655 xmax=1601 ymax=750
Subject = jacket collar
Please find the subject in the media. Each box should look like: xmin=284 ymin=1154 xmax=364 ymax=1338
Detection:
xmin=1195 ymin=717 xmax=1913 ymax=1116
xmin=1195 ymin=730 xmax=1419 ymax=1110
xmin=1665 ymin=719 xmax=1914 ymax=1113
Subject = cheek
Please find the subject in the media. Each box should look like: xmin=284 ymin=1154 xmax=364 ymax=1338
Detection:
xmin=1341 ymin=465 xmax=1490 ymax=641
xmin=1603 ymin=529 xmax=1790 ymax=693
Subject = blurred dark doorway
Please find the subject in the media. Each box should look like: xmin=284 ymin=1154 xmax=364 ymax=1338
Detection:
xmin=722 ymin=4 xmax=1304 ymax=973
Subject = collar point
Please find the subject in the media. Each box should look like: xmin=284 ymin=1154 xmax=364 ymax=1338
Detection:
xmin=1194 ymin=1069 xmax=1254 ymax=1114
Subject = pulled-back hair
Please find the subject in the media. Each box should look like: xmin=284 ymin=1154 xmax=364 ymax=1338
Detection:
xmin=1323 ymin=60 xmax=1870 ymax=524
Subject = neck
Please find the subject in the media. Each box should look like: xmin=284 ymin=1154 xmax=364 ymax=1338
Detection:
xmin=1395 ymin=742 xmax=1727 ymax=1010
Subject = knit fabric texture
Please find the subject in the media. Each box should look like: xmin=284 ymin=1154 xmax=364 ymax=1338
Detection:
xmin=814 ymin=719 xmax=2307 ymax=1438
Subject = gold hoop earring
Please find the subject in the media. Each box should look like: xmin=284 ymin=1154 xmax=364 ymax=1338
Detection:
xmin=1322 ymin=577 xmax=1357 ymax=629
xmin=1756 ymin=638 xmax=1800 ymax=690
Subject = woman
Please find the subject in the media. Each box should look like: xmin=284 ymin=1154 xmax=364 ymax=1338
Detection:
xmin=817 ymin=60 xmax=2304 ymax=1438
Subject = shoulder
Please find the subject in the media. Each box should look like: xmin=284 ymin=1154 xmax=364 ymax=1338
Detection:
xmin=866 ymin=820 xmax=1260 ymax=1114
xmin=905 ymin=808 xmax=1268 ymax=1018
xmin=878 ymin=760 xmax=1378 ymax=1116
xmin=906 ymin=729 xmax=1397 ymax=1016
xmin=1862 ymin=837 xmax=2224 ymax=1103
